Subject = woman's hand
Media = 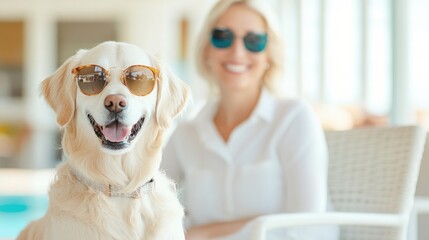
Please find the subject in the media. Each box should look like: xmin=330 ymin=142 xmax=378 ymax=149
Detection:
xmin=186 ymin=216 xmax=256 ymax=240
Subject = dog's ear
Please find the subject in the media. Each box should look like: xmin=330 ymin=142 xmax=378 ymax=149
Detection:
xmin=41 ymin=50 xmax=84 ymax=127
xmin=153 ymin=59 xmax=190 ymax=129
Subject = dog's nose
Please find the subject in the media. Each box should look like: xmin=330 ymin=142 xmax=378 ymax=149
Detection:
xmin=104 ymin=94 xmax=128 ymax=113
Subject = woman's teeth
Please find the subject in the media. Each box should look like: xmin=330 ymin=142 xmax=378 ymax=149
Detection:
xmin=225 ymin=64 xmax=247 ymax=73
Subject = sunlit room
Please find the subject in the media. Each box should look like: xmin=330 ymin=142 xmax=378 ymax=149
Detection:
xmin=0 ymin=0 xmax=428 ymax=239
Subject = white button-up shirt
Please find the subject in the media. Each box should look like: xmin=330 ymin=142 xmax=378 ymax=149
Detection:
xmin=162 ymin=90 xmax=328 ymax=230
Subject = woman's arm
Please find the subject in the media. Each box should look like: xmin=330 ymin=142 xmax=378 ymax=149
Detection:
xmin=161 ymin=130 xmax=185 ymax=183
xmin=186 ymin=216 xmax=256 ymax=240
xmin=278 ymin=101 xmax=329 ymax=213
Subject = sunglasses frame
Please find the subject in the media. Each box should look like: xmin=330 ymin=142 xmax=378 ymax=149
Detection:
xmin=210 ymin=27 xmax=268 ymax=53
xmin=71 ymin=64 xmax=160 ymax=96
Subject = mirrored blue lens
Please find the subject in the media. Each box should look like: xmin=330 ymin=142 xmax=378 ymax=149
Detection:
xmin=244 ymin=33 xmax=268 ymax=52
xmin=210 ymin=28 xmax=268 ymax=53
xmin=211 ymin=28 xmax=234 ymax=48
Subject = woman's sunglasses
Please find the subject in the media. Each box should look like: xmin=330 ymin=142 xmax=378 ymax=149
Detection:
xmin=71 ymin=64 xmax=159 ymax=96
xmin=210 ymin=27 xmax=268 ymax=53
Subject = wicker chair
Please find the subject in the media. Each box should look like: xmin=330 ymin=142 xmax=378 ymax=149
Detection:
xmin=408 ymin=133 xmax=429 ymax=240
xmin=252 ymin=125 xmax=427 ymax=240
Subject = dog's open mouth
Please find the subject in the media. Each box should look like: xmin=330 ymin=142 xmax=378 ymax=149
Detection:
xmin=87 ymin=114 xmax=145 ymax=150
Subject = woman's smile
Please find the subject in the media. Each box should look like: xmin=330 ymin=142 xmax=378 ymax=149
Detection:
xmin=224 ymin=63 xmax=248 ymax=73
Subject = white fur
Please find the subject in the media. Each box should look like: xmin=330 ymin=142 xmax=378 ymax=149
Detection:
xmin=17 ymin=41 xmax=189 ymax=240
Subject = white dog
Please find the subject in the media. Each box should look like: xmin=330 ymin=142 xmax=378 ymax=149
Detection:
xmin=17 ymin=41 xmax=189 ymax=240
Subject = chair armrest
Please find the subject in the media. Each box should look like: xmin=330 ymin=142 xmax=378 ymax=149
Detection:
xmin=252 ymin=212 xmax=407 ymax=239
xmin=414 ymin=197 xmax=429 ymax=214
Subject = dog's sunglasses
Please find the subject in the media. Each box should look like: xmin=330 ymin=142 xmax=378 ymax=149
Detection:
xmin=72 ymin=64 xmax=159 ymax=96
xmin=210 ymin=27 xmax=268 ymax=53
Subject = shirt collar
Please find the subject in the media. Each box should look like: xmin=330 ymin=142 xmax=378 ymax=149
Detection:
xmin=192 ymin=88 xmax=277 ymax=161
xmin=194 ymin=88 xmax=276 ymax=137
xmin=194 ymin=101 xmax=231 ymax=160
xmin=195 ymin=88 xmax=276 ymax=124
xmin=250 ymin=88 xmax=276 ymax=123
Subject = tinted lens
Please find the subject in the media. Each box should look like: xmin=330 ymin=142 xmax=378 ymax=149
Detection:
xmin=244 ymin=32 xmax=268 ymax=52
xmin=124 ymin=66 xmax=157 ymax=96
xmin=211 ymin=28 xmax=234 ymax=49
xmin=75 ymin=65 xmax=107 ymax=95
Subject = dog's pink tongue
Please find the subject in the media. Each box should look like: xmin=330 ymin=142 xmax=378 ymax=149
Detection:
xmin=102 ymin=123 xmax=131 ymax=142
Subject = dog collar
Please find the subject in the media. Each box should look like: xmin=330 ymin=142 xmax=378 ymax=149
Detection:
xmin=69 ymin=167 xmax=154 ymax=199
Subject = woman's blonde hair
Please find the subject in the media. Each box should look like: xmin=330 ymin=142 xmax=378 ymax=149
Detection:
xmin=195 ymin=0 xmax=285 ymax=97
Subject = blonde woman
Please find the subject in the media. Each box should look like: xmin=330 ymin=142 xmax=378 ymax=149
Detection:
xmin=163 ymin=0 xmax=336 ymax=239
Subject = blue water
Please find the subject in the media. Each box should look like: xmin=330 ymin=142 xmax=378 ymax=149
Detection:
xmin=0 ymin=195 xmax=48 ymax=238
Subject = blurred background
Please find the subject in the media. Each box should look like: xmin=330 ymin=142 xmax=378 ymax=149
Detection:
xmin=0 ymin=0 xmax=428 ymax=238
